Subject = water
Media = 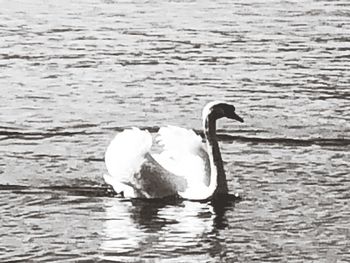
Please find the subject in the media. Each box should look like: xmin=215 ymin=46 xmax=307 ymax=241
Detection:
xmin=1 ymin=0 xmax=349 ymax=261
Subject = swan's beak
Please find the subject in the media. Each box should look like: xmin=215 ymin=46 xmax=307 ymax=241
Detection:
xmin=230 ymin=112 xmax=244 ymax=123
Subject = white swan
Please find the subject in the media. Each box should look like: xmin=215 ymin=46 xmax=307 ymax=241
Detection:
xmin=104 ymin=101 xmax=243 ymax=200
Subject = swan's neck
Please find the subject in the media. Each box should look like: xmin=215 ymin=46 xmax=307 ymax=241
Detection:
xmin=204 ymin=116 xmax=228 ymax=196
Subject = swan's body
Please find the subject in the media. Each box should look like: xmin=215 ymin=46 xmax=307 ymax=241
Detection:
xmin=104 ymin=101 xmax=243 ymax=200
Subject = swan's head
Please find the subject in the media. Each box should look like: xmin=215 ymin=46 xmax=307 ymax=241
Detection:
xmin=203 ymin=101 xmax=244 ymax=123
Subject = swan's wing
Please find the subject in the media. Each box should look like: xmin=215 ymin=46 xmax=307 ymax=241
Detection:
xmin=105 ymin=128 xmax=151 ymax=186
xmin=154 ymin=126 xmax=211 ymax=188
xmin=104 ymin=128 xmax=151 ymax=198
xmin=104 ymin=128 xmax=187 ymax=198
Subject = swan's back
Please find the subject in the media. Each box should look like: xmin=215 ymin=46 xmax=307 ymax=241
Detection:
xmin=155 ymin=126 xmax=210 ymax=186
xmin=157 ymin=125 xmax=203 ymax=155
xmin=154 ymin=126 xmax=212 ymax=200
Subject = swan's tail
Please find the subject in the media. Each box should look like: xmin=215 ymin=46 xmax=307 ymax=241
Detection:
xmin=104 ymin=128 xmax=152 ymax=194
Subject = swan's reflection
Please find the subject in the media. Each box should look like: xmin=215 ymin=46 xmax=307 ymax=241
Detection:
xmin=100 ymin=196 xmax=239 ymax=261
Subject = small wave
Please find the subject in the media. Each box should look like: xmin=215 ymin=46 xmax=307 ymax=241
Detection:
xmin=0 ymin=54 xmax=46 ymax=60
xmin=0 ymin=129 xmax=101 ymax=141
xmin=47 ymin=28 xmax=84 ymax=33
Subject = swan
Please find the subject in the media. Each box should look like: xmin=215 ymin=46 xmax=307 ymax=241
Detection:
xmin=104 ymin=101 xmax=244 ymax=200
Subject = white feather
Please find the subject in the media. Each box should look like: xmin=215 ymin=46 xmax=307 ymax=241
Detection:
xmin=104 ymin=126 xmax=211 ymax=199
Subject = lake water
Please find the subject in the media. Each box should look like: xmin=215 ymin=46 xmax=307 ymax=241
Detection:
xmin=1 ymin=0 xmax=349 ymax=262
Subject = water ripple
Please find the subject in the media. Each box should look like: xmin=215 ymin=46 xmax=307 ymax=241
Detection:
xmin=1 ymin=126 xmax=349 ymax=147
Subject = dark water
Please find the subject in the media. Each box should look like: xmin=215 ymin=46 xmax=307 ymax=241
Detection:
xmin=1 ymin=0 xmax=349 ymax=262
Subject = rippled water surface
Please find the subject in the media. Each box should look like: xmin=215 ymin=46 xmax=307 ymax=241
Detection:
xmin=1 ymin=0 xmax=349 ymax=262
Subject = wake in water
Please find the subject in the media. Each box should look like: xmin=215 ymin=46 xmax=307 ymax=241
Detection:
xmin=0 ymin=183 xmax=242 ymax=205
xmin=0 ymin=184 xmax=115 ymax=197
